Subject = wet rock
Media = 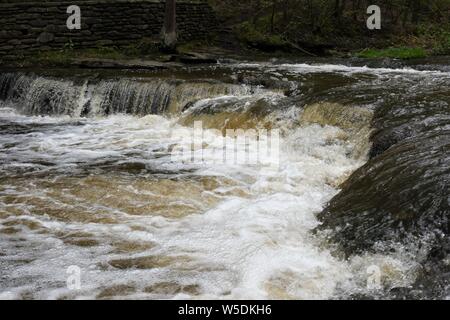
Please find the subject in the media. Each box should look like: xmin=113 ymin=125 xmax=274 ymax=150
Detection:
xmin=361 ymin=58 xmax=406 ymax=70
xmin=144 ymin=282 xmax=200 ymax=296
xmin=70 ymin=58 xmax=176 ymax=70
xmin=179 ymin=95 xmax=276 ymax=132
xmin=369 ymin=102 xmax=450 ymax=158
xmin=318 ymin=104 xmax=450 ymax=299
xmin=319 ymin=131 xmax=449 ymax=251
xmin=109 ymin=256 xmax=175 ymax=270
xmin=169 ymin=53 xmax=218 ymax=65
xmin=236 ymin=74 xmax=297 ymax=95
xmin=97 ymin=284 xmax=135 ymax=299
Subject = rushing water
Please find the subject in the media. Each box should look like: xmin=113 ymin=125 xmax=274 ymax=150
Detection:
xmin=0 ymin=59 xmax=449 ymax=299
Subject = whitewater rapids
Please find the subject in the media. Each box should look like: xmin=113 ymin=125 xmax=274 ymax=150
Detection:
xmin=2 ymin=60 xmax=445 ymax=299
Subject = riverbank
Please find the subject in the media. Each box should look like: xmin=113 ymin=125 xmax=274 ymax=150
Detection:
xmin=230 ymin=25 xmax=450 ymax=58
xmin=210 ymin=0 xmax=450 ymax=59
xmin=1 ymin=17 xmax=448 ymax=70
xmin=2 ymin=39 xmax=449 ymax=72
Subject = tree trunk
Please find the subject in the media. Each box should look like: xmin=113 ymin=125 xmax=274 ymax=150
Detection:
xmin=270 ymin=0 xmax=276 ymax=33
xmin=334 ymin=0 xmax=341 ymax=20
xmin=162 ymin=0 xmax=177 ymax=52
xmin=283 ymin=0 xmax=289 ymax=22
xmin=411 ymin=0 xmax=421 ymax=25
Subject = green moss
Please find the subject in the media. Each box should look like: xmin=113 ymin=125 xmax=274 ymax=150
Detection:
xmin=30 ymin=46 xmax=124 ymax=65
xmin=124 ymin=38 xmax=161 ymax=55
xmin=82 ymin=47 xmax=125 ymax=60
xmin=177 ymin=40 xmax=212 ymax=53
xmin=30 ymin=50 xmax=73 ymax=66
xmin=357 ymin=47 xmax=428 ymax=59
xmin=27 ymin=38 xmax=164 ymax=66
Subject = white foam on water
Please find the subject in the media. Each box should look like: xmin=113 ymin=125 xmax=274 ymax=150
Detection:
xmin=0 ymin=98 xmax=418 ymax=299
xmin=234 ymin=62 xmax=450 ymax=77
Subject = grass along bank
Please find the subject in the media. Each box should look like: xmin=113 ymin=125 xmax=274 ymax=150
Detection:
xmin=356 ymin=47 xmax=428 ymax=59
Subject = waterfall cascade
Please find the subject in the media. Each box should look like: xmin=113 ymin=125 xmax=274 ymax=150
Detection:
xmin=0 ymin=73 xmax=258 ymax=117
xmin=0 ymin=60 xmax=448 ymax=299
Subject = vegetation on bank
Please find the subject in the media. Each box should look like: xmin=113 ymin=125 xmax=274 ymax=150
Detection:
xmin=356 ymin=47 xmax=427 ymax=59
xmin=34 ymin=47 xmax=126 ymax=64
xmin=355 ymin=23 xmax=450 ymax=59
xmin=23 ymin=38 xmax=221 ymax=68
xmin=7 ymin=0 xmax=450 ymax=67
xmin=26 ymin=39 xmax=165 ymax=66
xmin=210 ymin=0 xmax=450 ymax=57
xmin=235 ymin=22 xmax=289 ymax=51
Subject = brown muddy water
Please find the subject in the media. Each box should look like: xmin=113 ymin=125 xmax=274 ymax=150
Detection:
xmin=0 ymin=58 xmax=449 ymax=299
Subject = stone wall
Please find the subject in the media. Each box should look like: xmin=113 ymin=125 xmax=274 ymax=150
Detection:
xmin=0 ymin=0 xmax=218 ymax=59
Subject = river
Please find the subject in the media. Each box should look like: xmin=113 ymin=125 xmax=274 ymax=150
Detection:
xmin=0 ymin=57 xmax=449 ymax=299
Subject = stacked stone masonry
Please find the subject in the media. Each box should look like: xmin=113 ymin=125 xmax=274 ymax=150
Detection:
xmin=0 ymin=0 xmax=218 ymax=59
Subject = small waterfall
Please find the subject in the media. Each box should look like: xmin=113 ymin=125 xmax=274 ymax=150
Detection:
xmin=0 ymin=73 xmax=81 ymax=116
xmin=25 ymin=78 xmax=81 ymax=116
xmin=96 ymin=79 xmax=254 ymax=116
xmin=169 ymin=82 xmax=253 ymax=114
xmin=300 ymin=102 xmax=374 ymax=159
xmin=0 ymin=73 xmax=21 ymax=100
xmin=178 ymin=93 xmax=287 ymax=132
xmin=0 ymin=73 xmax=257 ymax=117
xmin=94 ymin=79 xmax=174 ymax=115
